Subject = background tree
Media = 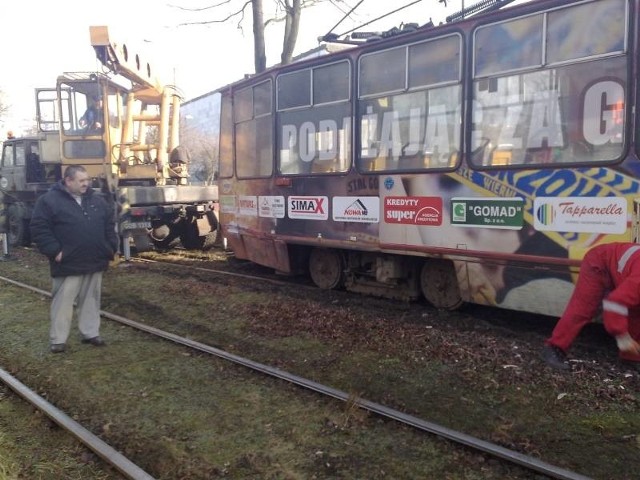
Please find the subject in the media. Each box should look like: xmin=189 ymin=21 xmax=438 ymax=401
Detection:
xmin=0 ymin=90 xmax=10 ymax=131
xmin=180 ymin=117 xmax=219 ymax=186
xmin=177 ymin=0 xmax=342 ymax=73
xmin=252 ymin=0 xmax=267 ymax=72
xmin=278 ymin=0 xmax=302 ymax=65
xmin=22 ymin=123 xmax=40 ymax=136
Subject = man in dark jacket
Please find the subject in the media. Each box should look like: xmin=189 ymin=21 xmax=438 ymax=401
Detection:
xmin=79 ymin=96 xmax=103 ymax=132
xmin=30 ymin=165 xmax=118 ymax=353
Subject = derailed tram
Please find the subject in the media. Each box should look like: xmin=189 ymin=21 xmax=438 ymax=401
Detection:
xmin=215 ymin=0 xmax=638 ymax=317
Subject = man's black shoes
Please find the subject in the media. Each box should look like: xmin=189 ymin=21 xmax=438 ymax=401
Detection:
xmin=81 ymin=336 xmax=106 ymax=347
xmin=50 ymin=343 xmax=66 ymax=354
xmin=541 ymin=344 xmax=570 ymax=371
xmin=50 ymin=337 xmax=105 ymax=352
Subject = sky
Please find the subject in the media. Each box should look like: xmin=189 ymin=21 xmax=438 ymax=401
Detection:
xmin=0 ymin=0 xmax=529 ymax=135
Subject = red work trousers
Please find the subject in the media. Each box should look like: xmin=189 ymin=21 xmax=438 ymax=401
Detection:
xmin=547 ymin=251 xmax=640 ymax=362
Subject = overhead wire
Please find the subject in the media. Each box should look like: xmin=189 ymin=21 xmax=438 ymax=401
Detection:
xmin=336 ymin=0 xmax=423 ymax=38
xmin=324 ymin=0 xmax=365 ymax=38
xmin=322 ymin=0 xmax=424 ymax=41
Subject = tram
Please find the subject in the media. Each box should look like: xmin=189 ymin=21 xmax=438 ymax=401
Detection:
xmin=215 ymin=0 xmax=637 ymax=316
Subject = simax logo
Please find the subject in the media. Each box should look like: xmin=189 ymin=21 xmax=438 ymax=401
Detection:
xmin=288 ymin=196 xmax=329 ymax=220
xmin=290 ymin=197 xmax=325 ymax=214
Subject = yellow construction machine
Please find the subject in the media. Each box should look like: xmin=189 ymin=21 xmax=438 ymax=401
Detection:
xmin=0 ymin=26 xmax=219 ymax=257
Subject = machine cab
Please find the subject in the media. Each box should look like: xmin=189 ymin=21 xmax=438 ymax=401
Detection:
xmin=36 ymin=74 xmax=127 ymax=186
xmin=36 ymin=71 xmax=185 ymax=190
xmin=0 ymin=138 xmax=28 ymax=192
xmin=0 ymin=137 xmax=59 ymax=192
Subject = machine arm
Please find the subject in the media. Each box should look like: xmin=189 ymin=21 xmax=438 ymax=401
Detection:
xmin=89 ymin=25 xmax=164 ymax=95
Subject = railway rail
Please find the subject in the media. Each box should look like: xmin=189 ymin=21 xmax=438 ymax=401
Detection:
xmin=133 ymin=255 xmax=297 ymax=286
xmin=0 ymin=272 xmax=592 ymax=480
xmin=0 ymin=366 xmax=154 ymax=480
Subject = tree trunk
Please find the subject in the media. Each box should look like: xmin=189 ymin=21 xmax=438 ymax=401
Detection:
xmin=281 ymin=0 xmax=301 ymax=65
xmin=252 ymin=0 xmax=267 ymax=72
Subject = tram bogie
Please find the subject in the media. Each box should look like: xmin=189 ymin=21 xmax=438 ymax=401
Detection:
xmin=300 ymin=245 xmax=462 ymax=306
xmin=344 ymin=251 xmax=419 ymax=302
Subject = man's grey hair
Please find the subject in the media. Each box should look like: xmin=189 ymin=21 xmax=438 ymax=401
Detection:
xmin=63 ymin=165 xmax=88 ymax=180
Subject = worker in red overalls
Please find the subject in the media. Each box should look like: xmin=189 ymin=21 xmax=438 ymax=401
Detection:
xmin=542 ymin=242 xmax=640 ymax=371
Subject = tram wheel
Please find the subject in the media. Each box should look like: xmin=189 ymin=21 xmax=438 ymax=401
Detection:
xmin=420 ymin=259 xmax=463 ymax=310
xmin=309 ymin=248 xmax=345 ymax=290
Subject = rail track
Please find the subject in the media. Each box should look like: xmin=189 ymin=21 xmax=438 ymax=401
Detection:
xmin=0 ymin=366 xmax=153 ymax=480
xmin=0 ymin=272 xmax=593 ymax=480
xmin=133 ymin=255 xmax=299 ymax=287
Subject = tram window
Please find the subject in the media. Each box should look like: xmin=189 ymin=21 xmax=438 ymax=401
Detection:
xmin=278 ymin=102 xmax=351 ymax=175
xmin=234 ymin=87 xmax=253 ymax=123
xmin=475 ymin=14 xmax=543 ymax=77
xmin=546 ymin=0 xmax=625 ymax=65
xmin=232 ymin=80 xmax=274 ymax=179
xmin=313 ymin=61 xmax=350 ymax=105
xmin=219 ymin=95 xmax=234 ymax=179
xmin=236 ymin=122 xmax=256 ymax=176
xmin=276 ymin=61 xmax=352 ymax=175
xmin=277 ymin=69 xmax=311 ymax=110
xmin=236 ymin=115 xmax=273 ymax=178
xmin=253 ymin=80 xmax=272 ymax=117
xmin=358 ymin=85 xmax=462 ymax=172
xmin=359 ymin=46 xmax=406 ymax=97
xmin=471 ymin=57 xmax=626 ymax=168
xmin=409 ymin=35 xmax=461 ymax=88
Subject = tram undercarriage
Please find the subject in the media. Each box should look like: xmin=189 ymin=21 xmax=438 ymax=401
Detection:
xmin=305 ymin=247 xmax=463 ymax=309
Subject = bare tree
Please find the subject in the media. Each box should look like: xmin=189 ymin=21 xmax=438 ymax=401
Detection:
xmin=0 ymin=90 xmax=9 ymax=123
xmin=180 ymin=123 xmax=218 ymax=185
xmin=174 ymin=0 xmax=344 ymax=72
xmin=22 ymin=123 xmax=40 ymax=136
xmin=252 ymin=0 xmax=267 ymax=72
xmin=279 ymin=0 xmax=301 ymax=65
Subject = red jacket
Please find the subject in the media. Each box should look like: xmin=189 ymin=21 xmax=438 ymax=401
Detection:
xmin=596 ymin=243 xmax=640 ymax=337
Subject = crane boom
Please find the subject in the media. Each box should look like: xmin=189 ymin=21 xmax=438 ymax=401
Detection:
xmin=89 ymin=25 xmax=164 ymax=96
